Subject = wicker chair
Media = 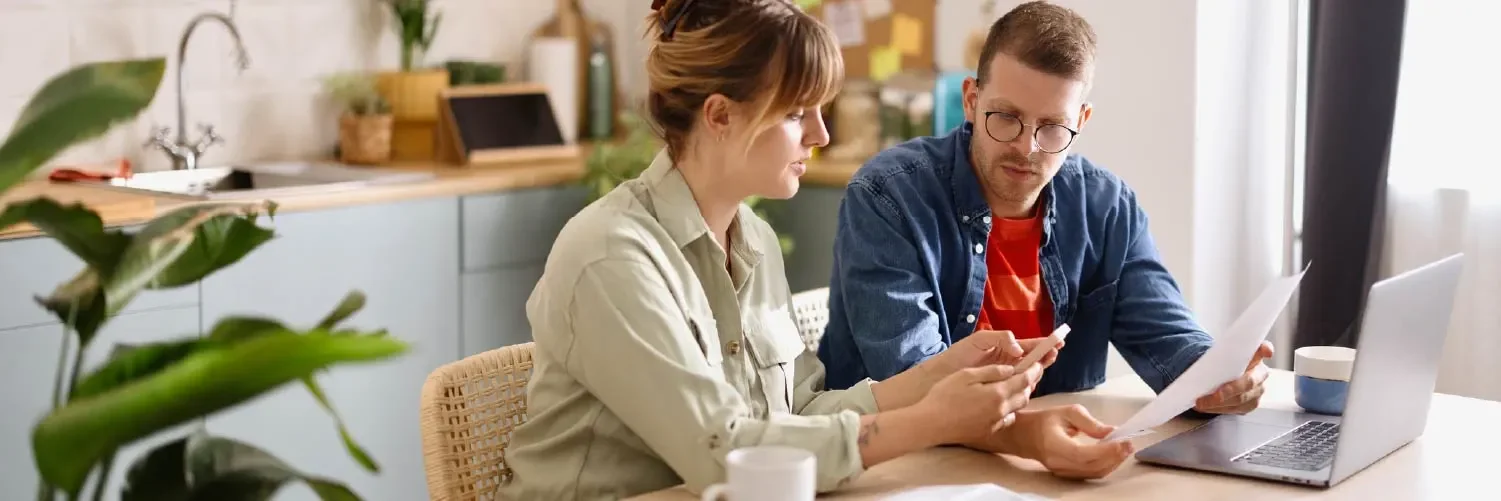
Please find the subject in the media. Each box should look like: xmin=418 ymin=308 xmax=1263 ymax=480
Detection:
xmin=419 ymin=342 xmax=535 ymax=501
xmin=790 ymin=287 xmax=832 ymax=352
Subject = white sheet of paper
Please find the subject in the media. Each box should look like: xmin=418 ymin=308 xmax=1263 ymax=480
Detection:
xmin=824 ymin=0 xmax=866 ymax=47
xmin=1103 ymin=265 xmax=1310 ymax=442
xmin=863 ymin=0 xmax=893 ymax=18
xmin=882 ymin=484 xmax=1052 ymax=501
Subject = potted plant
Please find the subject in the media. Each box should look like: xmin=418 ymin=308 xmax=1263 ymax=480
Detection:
xmin=325 ymin=72 xmax=394 ymax=165
xmin=582 ymin=111 xmax=796 ymax=255
xmin=375 ymin=0 xmax=449 ymax=161
xmin=0 ymin=58 xmax=406 ymax=500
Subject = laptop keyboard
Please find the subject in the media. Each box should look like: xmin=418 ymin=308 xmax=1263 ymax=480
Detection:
xmin=1232 ymin=420 xmax=1340 ymax=471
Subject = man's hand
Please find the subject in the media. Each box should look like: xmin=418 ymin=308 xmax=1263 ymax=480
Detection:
xmin=1194 ymin=341 xmax=1274 ymax=415
xmin=974 ymin=404 xmax=1135 ymax=479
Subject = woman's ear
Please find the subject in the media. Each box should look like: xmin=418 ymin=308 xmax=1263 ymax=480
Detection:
xmin=701 ymin=94 xmax=735 ymax=140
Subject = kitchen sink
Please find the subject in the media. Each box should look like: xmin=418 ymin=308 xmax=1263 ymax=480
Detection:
xmin=81 ymin=162 xmax=437 ymax=200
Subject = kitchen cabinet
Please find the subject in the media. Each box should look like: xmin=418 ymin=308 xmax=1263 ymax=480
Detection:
xmin=197 ymin=197 xmax=461 ymax=501
xmin=0 ymin=233 xmax=199 ymax=331
xmin=0 ymin=306 xmax=200 ymax=501
xmin=775 ymin=186 xmax=846 ymax=294
xmin=456 ymin=186 xmax=586 ymax=357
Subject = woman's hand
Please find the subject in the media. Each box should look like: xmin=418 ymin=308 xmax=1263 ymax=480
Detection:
xmin=913 ymin=363 xmax=1042 ymax=445
xmin=871 ymin=330 xmax=1038 ymax=411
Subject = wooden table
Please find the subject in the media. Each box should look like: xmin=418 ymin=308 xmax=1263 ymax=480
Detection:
xmin=631 ymin=369 xmax=1498 ymax=500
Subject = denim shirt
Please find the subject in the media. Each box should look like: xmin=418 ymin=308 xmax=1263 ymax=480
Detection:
xmin=817 ymin=122 xmax=1212 ymax=397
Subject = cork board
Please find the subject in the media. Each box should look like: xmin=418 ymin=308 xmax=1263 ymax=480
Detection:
xmin=810 ymin=0 xmax=936 ymax=82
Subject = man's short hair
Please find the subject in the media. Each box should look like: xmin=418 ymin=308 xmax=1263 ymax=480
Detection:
xmin=976 ymin=1 xmax=1098 ymax=85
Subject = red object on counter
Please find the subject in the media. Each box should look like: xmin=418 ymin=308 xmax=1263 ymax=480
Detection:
xmin=49 ymin=158 xmax=132 ymax=183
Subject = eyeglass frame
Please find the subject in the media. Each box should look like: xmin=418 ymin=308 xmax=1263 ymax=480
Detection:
xmin=979 ymin=111 xmax=1081 ymax=154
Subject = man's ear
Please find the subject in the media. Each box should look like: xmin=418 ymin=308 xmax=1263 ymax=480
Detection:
xmin=701 ymin=94 xmax=735 ymax=139
xmin=962 ymin=77 xmax=980 ymax=124
xmin=1077 ymin=102 xmax=1094 ymax=131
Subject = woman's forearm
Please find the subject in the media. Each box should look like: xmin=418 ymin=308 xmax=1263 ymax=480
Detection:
xmin=855 ymin=405 xmax=946 ymax=468
xmin=869 ymin=359 xmax=945 ymax=411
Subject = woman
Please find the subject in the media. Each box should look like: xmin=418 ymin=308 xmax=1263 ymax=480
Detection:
xmin=499 ymin=1 xmax=1050 ymax=498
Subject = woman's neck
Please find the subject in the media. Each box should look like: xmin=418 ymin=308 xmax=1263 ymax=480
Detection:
xmin=674 ymin=151 xmax=740 ymax=250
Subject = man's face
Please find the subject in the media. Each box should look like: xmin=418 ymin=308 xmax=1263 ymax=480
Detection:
xmin=962 ymin=52 xmax=1093 ymax=213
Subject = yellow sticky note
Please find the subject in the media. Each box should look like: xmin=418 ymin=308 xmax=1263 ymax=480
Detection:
xmin=891 ymin=13 xmax=923 ymax=57
xmin=869 ymin=45 xmax=901 ymax=82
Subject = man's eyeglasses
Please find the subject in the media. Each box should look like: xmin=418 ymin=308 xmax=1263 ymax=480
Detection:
xmin=981 ymin=111 xmax=1080 ymax=154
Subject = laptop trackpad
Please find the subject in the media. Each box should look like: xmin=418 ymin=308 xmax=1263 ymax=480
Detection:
xmin=1138 ymin=417 xmax=1293 ymax=466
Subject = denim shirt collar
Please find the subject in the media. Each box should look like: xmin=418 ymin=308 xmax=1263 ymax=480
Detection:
xmin=947 ymin=122 xmax=1059 ymax=246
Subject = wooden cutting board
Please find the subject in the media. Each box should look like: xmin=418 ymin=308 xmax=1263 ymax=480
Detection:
xmin=0 ymin=180 xmax=158 ymax=239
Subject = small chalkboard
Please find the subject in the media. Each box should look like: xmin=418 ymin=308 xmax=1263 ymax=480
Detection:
xmin=436 ymin=83 xmax=580 ymax=165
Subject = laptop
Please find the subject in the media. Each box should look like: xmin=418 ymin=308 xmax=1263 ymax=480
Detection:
xmin=1134 ymin=253 xmax=1465 ymax=487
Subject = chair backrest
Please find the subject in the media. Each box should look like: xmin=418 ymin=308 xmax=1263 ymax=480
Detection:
xmin=420 ymin=342 xmax=535 ymax=501
xmin=790 ymin=287 xmax=831 ymax=352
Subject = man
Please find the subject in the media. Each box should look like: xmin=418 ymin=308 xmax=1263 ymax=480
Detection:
xmin=817 ymin=1 xmax=1274 ymax=479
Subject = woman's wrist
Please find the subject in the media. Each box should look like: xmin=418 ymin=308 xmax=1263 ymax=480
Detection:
xmin=870 ymin=358 xmax=949 ymax=411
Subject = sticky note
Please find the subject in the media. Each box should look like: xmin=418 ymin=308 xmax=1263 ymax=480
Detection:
xmin=824 ymin=0 xmax=865 ymax=47
xmin=862 ymin=0 xmax=892 ymax=18
xmin=891 ymin=13 xmax=923 ymax=57
xmin=795 ymin=0 xmax=822 ymax=10
xmin=869 ymin=45 xmax=901 ymax=82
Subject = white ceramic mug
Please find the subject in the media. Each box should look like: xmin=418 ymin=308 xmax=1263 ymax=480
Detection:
xmin=700 ymin=445 xmax=816 ymax=501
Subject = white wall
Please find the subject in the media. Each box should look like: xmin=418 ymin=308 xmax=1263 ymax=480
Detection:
xmin=0 ymin=0 xmax=632 ymax=173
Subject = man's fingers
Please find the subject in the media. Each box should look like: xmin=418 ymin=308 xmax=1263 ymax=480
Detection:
xmin=1246 ymin=341 xmax=1275 ymax=371
xmin=1062 ymin=404 xmax=1113 ymax=439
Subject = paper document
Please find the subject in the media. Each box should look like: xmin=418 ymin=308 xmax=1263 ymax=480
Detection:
xmin=1103 ymin=265 xmax=1309 ymax=442
xmin=883 ymin=484 xmax=1052 ymax=501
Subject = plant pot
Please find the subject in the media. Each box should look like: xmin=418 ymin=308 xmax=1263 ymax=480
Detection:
xmin=375 ymin=68 xmax=450 ymax=122
xmin=339 ymin=113 xmax=393 ymax=165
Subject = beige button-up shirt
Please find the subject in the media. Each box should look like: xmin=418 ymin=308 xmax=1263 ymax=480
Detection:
xmin=500 ymin=150 xmax=880 ymax=500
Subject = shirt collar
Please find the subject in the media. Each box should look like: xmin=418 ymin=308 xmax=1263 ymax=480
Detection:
xmin=640 ymin=149 xmax=766 ymax=269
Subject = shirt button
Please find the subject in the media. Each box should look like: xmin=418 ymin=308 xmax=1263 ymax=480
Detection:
xmin=973 ymin=243 xmax=984 ymax=254
xmin=982 ymin=216 xmax=992 ymax=224
xmin=961 ymin=215 xmax=970 ymax=222
xmin=966 ymin=314 xmax=976 ymax=323
xmin=726 ymin=340 xmax=741 ymax=355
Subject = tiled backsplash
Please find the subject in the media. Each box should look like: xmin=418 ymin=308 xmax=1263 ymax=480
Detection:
xmin=0 ymin=0 xmax=642 ymax=174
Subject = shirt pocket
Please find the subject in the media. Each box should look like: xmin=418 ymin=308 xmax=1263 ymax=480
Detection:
xmin=1076 ymin=279 xmax=1119 ymax=314
xmin=743 ymin=309 xmax=806 ymax=413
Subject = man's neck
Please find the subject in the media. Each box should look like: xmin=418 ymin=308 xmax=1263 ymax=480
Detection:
xmin=986 ymin=194 xmax=1041 ymax=220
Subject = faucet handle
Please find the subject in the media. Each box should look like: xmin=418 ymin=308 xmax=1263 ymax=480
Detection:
xmin=192 ymin=123 xmax=223 ymax=153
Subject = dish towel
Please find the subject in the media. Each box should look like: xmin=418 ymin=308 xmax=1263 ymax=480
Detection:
xmin=881 ymin=484 xmax=1053 ymax=501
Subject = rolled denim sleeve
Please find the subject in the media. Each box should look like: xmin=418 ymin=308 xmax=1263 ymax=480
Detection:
xmin=556 ymin=258 xmax=867 ymax=493
xmin=831 ymin=182 xmax=948 ymax=381
xmin=1109 ymin=190 xmax=1214 ymax=394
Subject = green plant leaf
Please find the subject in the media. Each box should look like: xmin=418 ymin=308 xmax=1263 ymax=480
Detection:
xmin=315 ymin=291 xmax=367 ymax=330
xmin=35 ymin=201 xmax=275 ymax=345
xmin=0 ymin=58 xmax=165 ymax=197
xmin=0 ymin=197 xmax=131 ymax=272
xmin=31 ymin=329 xmax=407 ymax=495
xmin=203 ymin=294 xmax=382 ymax=473
xmin=71 ymin=339 xmax=205 ymax=401
xmin=121 ymin=432 xmax=361 ymax=501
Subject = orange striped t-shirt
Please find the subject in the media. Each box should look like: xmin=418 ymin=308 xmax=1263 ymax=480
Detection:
xmin=972 ymin=212 xmax=1054 ymax=340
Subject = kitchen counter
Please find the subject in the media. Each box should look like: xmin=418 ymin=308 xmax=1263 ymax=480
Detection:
xmin=0 ymin=154 xmax=863 ymax=241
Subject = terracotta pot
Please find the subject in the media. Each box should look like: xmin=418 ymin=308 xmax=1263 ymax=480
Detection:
xmin=339 ymin=113 xmax=393 ymax=165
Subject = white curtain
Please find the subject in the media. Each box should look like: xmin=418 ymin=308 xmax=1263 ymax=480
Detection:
xmin=1382 ymin=0 xmax=1501 ymax=402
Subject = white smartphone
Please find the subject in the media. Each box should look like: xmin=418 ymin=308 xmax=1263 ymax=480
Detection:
xmin=1012 ymin=324 xmax=1071 ymax=373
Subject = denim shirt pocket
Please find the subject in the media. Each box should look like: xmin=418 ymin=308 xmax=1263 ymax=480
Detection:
xmin=744 ymin=309 xmax=805 ymax=412
xmin=1076 ymin=279 xmax=1119 ymax=314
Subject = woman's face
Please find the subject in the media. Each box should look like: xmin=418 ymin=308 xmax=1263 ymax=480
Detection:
xmin=718 ymin=105 xmax=830 ymax=201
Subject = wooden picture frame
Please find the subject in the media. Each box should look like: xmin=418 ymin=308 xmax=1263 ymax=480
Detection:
xmin=436 ymin=82 xmax=581 ymax=166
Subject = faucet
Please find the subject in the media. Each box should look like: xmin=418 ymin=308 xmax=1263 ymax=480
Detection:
xmin=145 ymin=11 xmax=250 ymax=171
